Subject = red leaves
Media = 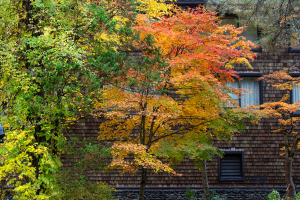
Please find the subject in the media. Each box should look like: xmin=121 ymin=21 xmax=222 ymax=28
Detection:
xmin=134 ymin=6 xmax=256 ymax=86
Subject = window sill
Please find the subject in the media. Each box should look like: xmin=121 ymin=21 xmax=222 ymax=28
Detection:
xmin=165 ymin=0 xmax=206 ymax=4
xmin=288 ymin=47 xmax=300 ymax=53
xmin=219 ymin=177 xmax=245 ymax=181
xmin=291 ymin=110 xmax=300 ymax=117
xmin=251 ymin=48 xmax=262 ymax=53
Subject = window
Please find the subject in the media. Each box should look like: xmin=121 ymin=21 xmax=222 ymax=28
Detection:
xmin=218 ymin=151 xmax=244 ymax=181
xmin=288 ymin=47 xmax=300 ymax=53
xmin=226 ymin=73 xmax=263 ymax=108
xmin=169 ymin=0 xmax=206 ymax=8
xmin=0 ymin=124 xmax=4 ymax=143
xmin=220 ymin=16 xmax=262 ymax=52
xmin=289 ymin=73 xmax=300 ymax=116
xmin=291 ymin=84 xmax=300 ymax=104
xmin=289 ymin=30 xmax=300 ymax=52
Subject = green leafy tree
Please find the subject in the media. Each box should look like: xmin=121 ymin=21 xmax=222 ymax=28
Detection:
xmin=0 ymin=0 xmax=138 ymax=199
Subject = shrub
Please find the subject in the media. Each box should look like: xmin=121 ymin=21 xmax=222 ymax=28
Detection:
xmin=296 ymin=192 xmax=300 ymax=200
xmin=268 ymin=190 xmax=283 ymax=200
xmin=209 ymin=190 xmax=227 ymax=200
xmin=53 ymin=135 xmax=116 ymax=200
xmin=55 ymin=170 xmax=116 ymax=200
xmin=186 ymin=188 xmax=196 ymax=200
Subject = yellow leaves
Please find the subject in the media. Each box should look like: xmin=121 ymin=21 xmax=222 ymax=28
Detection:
xmin=259 ymin=69 xmax=300 ymax=90
xmin=93 ymin=32 xmax=121 ymax=48
xmin=280 ymin=94 xmax=289 ymax=102
xmin=225 ymin=58 xmax=253 ymax=69
xmin=109 ymin=142 xmax=181 ymax=176
xmin=136 ymin=0 xmax=173 ymax=19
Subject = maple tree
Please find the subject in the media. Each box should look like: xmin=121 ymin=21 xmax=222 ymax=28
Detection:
xmin=0 ymin=0 xmax=167 ymax=199
xmin=95 ymin=6 xmax=262 ymax=200
xmin=252 ymin=68 xmax=300 ymax=199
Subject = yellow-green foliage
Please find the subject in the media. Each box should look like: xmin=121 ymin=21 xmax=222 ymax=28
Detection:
xmin=54 ymin=168 xmax=116 ymax=200
xmin=0 ymin=0 xmax=175 ymax=199
xmin=136 ymin=0 xmax=174 ymax=19
xmin=0 ymin=129 xmax=62 ymax=199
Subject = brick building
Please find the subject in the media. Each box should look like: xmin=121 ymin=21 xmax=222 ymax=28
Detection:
xmin=67 ymin=49 xmax=300 ymax=188
xmin=65 ymin=1 xmax=300 ymax=199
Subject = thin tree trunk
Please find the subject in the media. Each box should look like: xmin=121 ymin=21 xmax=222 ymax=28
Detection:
xmin=201 ymin=160 xmax=210 ymax=200
xmin=285 ymin=157 xmax=296 ymax=199
xmin=139 ymin=167 xmax=147 ymax=200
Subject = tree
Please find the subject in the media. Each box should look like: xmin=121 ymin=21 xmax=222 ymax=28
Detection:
xmin=153 ymin=108 xmax=259 ymax=200
xmin=95 ymin=6 xmax=261 ymax=200
xmin=206 ymin=0 xmax=300 ymax=50
xmin=0 ymin=0 xmax=143 ymax=198
xmin=153 ymin=135 xmax=223 ymax=200
xmin=253 ymin=68 xmax=300 ymax=199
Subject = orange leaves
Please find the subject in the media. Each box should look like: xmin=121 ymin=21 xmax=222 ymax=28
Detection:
xmin=258 ymin=68 xmax=300 ymax=90
xmin=256 ymin=94 xmax=300 ymax=122
xmin=255 ymin=68 xmax=300 ymax=158
xmin=135 ymin=6 xmax=256 ymax=89
xmin=96 ymin=5 xmax=264 ymax=180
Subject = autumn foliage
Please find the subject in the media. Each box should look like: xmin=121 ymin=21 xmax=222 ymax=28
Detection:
xmin=252 ymin=68 xmax=300 ymax=199
xmin=95 ymin=6 xmax=261 ymax=199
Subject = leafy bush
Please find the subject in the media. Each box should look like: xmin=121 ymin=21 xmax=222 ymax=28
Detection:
xmin=55 ymin=171 xmax=116 ymax=200
xmin=186 ymin=188 xmax=196 ymax=200
xmin=53 ymin=135 xmax=116 ymax=200
xmin=209 ymin=190 xmax=227 ymax=200
xmin=296 ymin=192 xmax=300 ymax=200
xmin=267 ymin=189 xmax=300 ymax=200
xmin=185 ymin=189 xmax=227 ymax=200
xmin=268 ymin=190 xmax=283 ymax=200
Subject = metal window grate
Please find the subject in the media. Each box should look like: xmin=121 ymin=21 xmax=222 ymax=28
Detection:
xmin=218 ymin=151 xmax=244 ymax=181
xmin=220 ymin=155 xmax=242 ymax=177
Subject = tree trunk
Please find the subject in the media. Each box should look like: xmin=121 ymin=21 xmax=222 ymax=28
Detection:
xmin=139 ymin=167 xmax=147 ymax=200
xmin=285 ymin=157 xmax=296 ymax=199
xmin=201 ymin=160 xmax=210 ymax=200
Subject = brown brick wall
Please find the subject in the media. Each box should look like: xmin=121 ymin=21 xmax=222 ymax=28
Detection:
xmin=64 ymin=48 xmax=300 ymax=188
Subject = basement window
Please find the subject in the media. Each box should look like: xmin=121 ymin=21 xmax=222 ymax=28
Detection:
xmin=218 ymin=151 xmax=244 ymax=181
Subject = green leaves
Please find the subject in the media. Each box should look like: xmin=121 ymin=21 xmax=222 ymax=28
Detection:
xmin=0 ymin=0 xmax=140 ymax=198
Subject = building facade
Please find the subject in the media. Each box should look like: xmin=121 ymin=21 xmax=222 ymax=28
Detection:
xmin=64 ymin=2 xmax=300 ymax=199
xmin=65 ymin=49 xmax=300 ymax=187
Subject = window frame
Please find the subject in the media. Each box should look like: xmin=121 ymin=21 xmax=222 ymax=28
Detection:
xmin=288 ymin=47 xmax=300 ymax=53
xmin=219 ymin=15 xmax=263 ymax=53
xmin=166 ymin=0 xmax=206 ymax=6
xmin=218 ymin=151 xmax=245 ymax=181
xmin=289 ymin=73 xmax=300 ymax=116
xmin=227 ymin=73 xmax=263 ymax=108
xmin=0 ymin=124 xmax=4 ymax=143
